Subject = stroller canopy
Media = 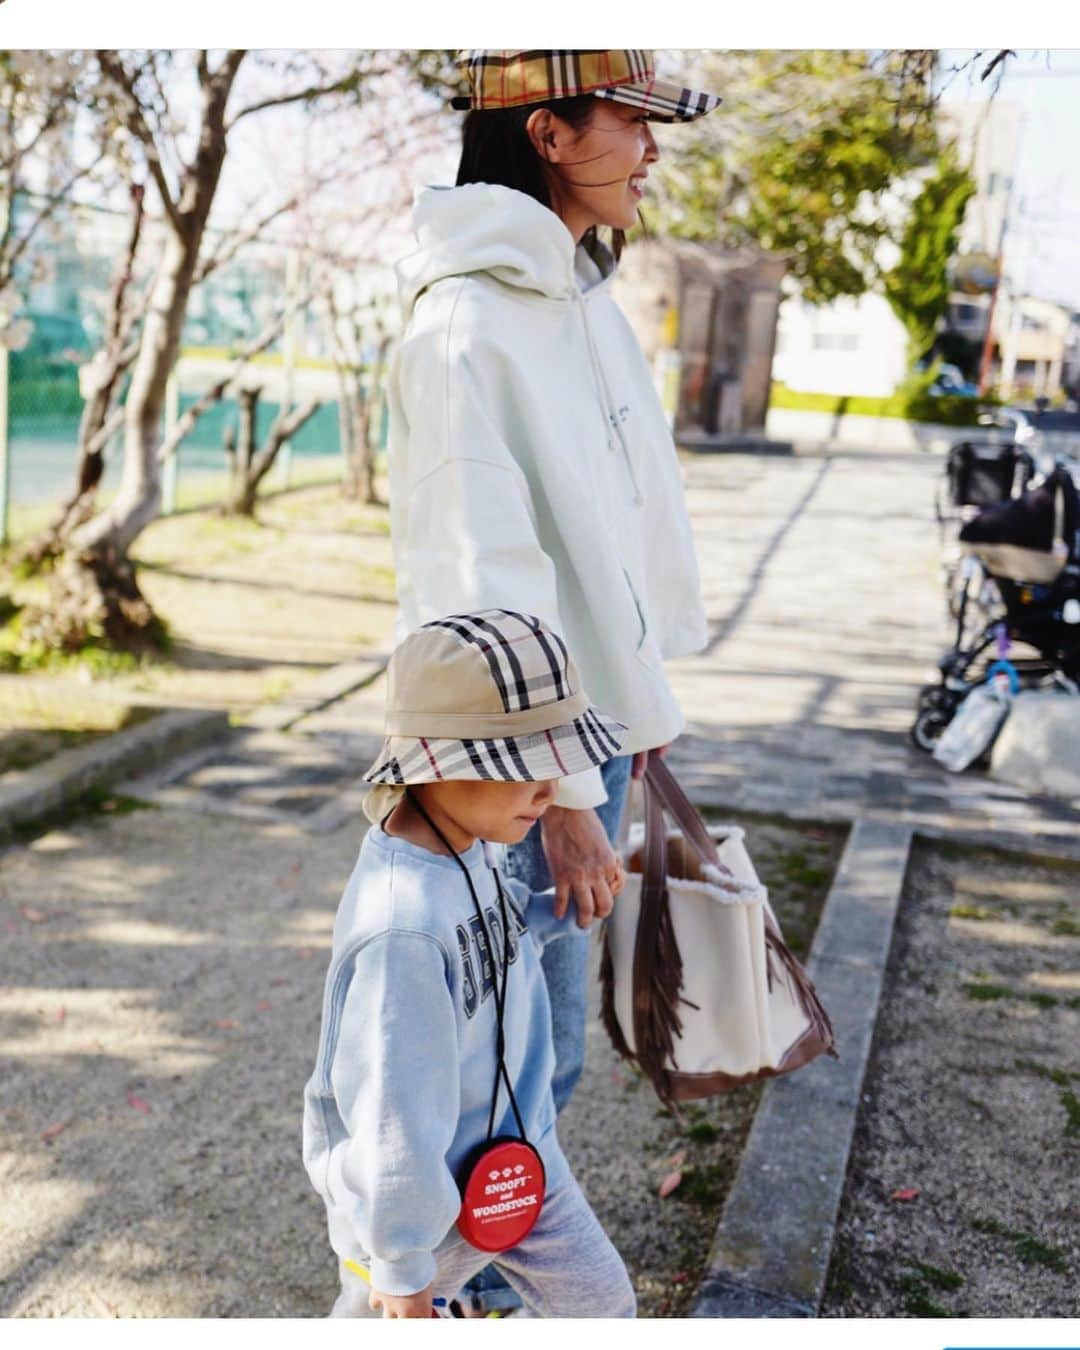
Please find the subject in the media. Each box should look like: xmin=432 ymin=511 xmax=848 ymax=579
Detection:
xmin=959 ymin=466 xmax=1078 ymax=562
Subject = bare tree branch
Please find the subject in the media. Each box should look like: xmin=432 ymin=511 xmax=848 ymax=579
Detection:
xmin=211 ymin=50 xmax=246 ymax=99
xmin=96 ymin=49 xmax=183 ymax=234
xmin=84 ymin=406 xmax=125 ymax=458
xmin=981 ymin=49 xmax=1015 ymax=82
xmin=156 ymin=297 xmax=312 ymax=464
xmin=0 ymin=84 xmax=68 ymax=176
xmin=225 ymin=64 xmax=385 ymax=130
xmin=251 ymin=397 xmax=320 ymax=477
xmin=193 ymin=190 xmax=305 ymax=285
xmin=4 ymin=149 xmax=108 ymax=275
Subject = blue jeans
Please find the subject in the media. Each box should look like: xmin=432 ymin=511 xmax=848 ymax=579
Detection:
xmin=460 ymin=754 xmax=633 ymax=1312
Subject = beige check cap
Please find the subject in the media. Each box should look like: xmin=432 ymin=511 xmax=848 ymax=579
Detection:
xmin=363 ymin=610 xmax=627 ymax=798
xmin=449 ymin=50 xmax=722 ymax=123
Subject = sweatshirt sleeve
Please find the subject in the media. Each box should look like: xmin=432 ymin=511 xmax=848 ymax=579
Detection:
xmin=504 ymin=878 xmax=594 ymax=950
xmin=330 ymin=931 xmax=462 ymax=1296
xmin=396 ymin=334 xmax=606 ymax=810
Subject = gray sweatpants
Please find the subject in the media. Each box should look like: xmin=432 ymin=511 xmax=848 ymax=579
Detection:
xmin=329 ymin=1172 xmax=636 ymax=1319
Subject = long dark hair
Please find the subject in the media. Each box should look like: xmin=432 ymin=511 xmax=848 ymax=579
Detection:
xmin=455 ymin=95 xmax=632 ymax=263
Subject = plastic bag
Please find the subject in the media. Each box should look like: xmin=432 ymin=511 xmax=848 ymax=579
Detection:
xmin=933 ymin=661 xmax=1018 ymax=773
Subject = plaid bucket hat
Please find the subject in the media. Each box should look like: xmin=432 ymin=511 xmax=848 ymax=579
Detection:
xmin=449 ymin=50 xmax=722 ymax=123
xmin=363 ymin=610 xmax=627 ymax=813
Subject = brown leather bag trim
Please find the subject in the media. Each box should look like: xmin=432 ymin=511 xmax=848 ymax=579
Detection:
xmin=665 ymin=1022 xmax=833 ymax=1100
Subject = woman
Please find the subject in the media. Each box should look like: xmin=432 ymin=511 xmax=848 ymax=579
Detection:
xmin=384 ymin=49 xmax=722 ymax=1313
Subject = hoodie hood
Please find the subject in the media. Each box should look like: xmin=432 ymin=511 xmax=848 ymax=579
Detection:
xmin=395 ymin=183 xmax=616 ymax=324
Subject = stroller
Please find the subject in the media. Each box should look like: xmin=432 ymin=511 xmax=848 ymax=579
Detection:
xmin=935 ymin=434 xmax=1035 ymax=625
xmin=913 ymin=461 xmax=1080 ymax=753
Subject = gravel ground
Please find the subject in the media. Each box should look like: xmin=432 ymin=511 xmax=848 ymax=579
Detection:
xmin=0 ymin=798 xmax=840 ymax=1318
xmin=821 ymin=838 xmax=1080 ymax=1318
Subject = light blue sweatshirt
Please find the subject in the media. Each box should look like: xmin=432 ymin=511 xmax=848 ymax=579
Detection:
xmin=301 ymin=824 xmax=582 ymax=1296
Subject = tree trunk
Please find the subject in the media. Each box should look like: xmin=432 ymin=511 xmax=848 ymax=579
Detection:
xmin=20 ymin=545 xmax=166 ymax=653
xmin=19 ymin=184 xmax=145 ymax=569
xmin=223 ymin=386 xmax=260 ymax=515
xmin=221 ymin=392 xmax=320 ymax=517
xmin=48 ymin=58 xmax=240 ymax=649
xmin=342 ymin=332 xmax=389 ymax=507
xmin=342 ymin=370 xmax=366 ymax=501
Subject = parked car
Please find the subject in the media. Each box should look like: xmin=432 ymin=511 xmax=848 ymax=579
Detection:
xmin=924 ymin=361 xmax=980 ymax=398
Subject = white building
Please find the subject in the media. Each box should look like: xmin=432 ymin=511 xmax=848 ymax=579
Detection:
xmin=993 ymin=292 xmax=1075 ymax=396
xmin=772 ymin=287 xmax=909 ymax=399
xmin=772 ymin=97 xmax=1023 ymax=401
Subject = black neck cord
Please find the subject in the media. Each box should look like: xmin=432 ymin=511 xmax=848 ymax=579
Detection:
xmin=403 ymin=790 xmax=528 ymax=1143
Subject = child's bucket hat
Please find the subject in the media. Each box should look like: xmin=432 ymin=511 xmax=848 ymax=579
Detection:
xmin=449 ymin=50 xmax=722 ymax=124
xmin=362 ymin=609 xmax=627 ymax=823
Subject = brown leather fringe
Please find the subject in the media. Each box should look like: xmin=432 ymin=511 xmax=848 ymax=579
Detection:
xmin=599 ymin=892 xmax=689 ymax=1106
xmin=764 ymin=922 xmax=839 ymax=1059
xmin=632 ymin=883 xmax=687 ymax=1106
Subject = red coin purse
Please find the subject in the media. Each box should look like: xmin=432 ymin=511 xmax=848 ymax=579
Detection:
xmin=457 ymin=1136 xmax=546 ymax=1252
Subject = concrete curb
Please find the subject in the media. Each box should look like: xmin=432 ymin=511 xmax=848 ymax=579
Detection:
xmin=691 ymin=818 xmax=914 ymax=1318
xmin=678 ymin=433 xmax=795 ymax=457
xmin=243 ymin=656 xmax=387 ymax=733
xmin=0 ymin=707 xmax=229 ymax=837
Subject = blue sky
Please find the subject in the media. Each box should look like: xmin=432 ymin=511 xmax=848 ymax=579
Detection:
xmin=939 ymin=48 xmax=1080 ymax=311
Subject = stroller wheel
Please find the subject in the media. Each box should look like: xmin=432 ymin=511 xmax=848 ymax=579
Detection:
xmin=911 ymin=707 xmax=950 ymax=753
xmin=917 ymin=684 xmax=957 ymax=714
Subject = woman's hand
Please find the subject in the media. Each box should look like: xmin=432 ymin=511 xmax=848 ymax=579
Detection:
xmin=368 ymin=1283 xmax=435 ymax=1318
xmin=540 ymin=806 xmax=624 ymax=928
xmin=630 ymin=741 xmax=673 ymax=781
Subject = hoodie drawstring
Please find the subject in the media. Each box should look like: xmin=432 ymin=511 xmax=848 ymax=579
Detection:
xmin=573 ymin=289 xmax=644 ymax=507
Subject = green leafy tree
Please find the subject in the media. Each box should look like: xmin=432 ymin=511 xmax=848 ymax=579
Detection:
xmin=883 ymin=145 xmax=977 ymax=365
xmin=648 ymin=50 xmax=941 ymax=304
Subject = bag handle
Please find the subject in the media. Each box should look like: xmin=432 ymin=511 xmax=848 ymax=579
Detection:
xmin=643 ymin=754 xmax=724 ymax=872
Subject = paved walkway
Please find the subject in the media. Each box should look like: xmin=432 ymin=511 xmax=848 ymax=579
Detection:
xmin=666 ymin=450 xmax=1080 ymax=857
xmin=285 ymin=448 xmax=1080 ymax=857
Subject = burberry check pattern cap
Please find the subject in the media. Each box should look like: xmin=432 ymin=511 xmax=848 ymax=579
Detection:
xmin=363 ymin=609 xmax=627 ymax=789
xmin=449 ymin=50 xmax=722 ymax=123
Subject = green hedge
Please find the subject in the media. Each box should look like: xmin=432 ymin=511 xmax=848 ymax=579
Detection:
xmin=769 ymin=381 xmax=999 ymax=428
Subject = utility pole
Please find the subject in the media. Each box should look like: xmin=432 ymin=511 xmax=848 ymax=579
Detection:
xmin=976 ymin=220 xmax=1008 ymax=397
xmin=976 ymin=108 xmax=1026 ymax=398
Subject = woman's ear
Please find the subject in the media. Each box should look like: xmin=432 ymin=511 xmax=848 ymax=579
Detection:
xmin=525 ymin=107 xmax=562 ymax=162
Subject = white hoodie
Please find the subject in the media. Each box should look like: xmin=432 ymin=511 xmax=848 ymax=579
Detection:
xmin=386 ymin=183 xmax=708 ymax=808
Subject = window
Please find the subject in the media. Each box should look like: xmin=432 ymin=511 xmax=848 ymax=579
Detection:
xmin=811 ymin=332 xmax=859 ymax=351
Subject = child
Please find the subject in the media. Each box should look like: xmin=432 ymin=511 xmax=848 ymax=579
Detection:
xmin=301 ymin=608 xmax=636 ymax=1318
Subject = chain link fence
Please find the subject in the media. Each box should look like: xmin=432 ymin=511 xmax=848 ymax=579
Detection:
xmin=2 ymin=199 xmax=396 ymax=541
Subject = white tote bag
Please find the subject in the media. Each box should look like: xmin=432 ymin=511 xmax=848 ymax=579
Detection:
xmin=600 ymin=755 xmax=837 ymax=1104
